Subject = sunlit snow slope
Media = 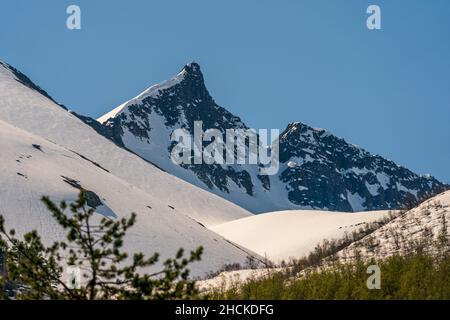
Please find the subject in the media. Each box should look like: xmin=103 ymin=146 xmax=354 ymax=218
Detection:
xmin=211 ymin=210 xmax=391 ymax=262
xmin=0 ymin=60 xmax=258 ymax=276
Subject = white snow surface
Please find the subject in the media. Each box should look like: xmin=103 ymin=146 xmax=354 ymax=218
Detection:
xmin=211 ymin=209 xmax=391 ymax=262
xmin=0 ymin=119 xmax=264 ymax=276
xmin=0 ymin=61 xmax=258 ymax=277
xmin=198 ymin=268 xmax=282 ymax=293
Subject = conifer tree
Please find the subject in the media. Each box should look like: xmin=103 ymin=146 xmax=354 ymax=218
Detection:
xmin=0 ymin=191 xmax=203 ymax=300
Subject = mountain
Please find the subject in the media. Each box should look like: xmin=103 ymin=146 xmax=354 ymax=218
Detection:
xmin=278 ymin=122 xmax=446 ymax=211
xmin=337 ymin=190 xmax=450 ymax=262
xmin=0 ymin=61 xmax=67 ymax=110
xmin=98 ymin=63 xmax=447 ymax=213
xmin=0 ymin=60 xmax=260 ymax=277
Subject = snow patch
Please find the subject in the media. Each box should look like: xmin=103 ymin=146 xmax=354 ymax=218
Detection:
xmin=346 ymin=191 xmax=366 ymax=212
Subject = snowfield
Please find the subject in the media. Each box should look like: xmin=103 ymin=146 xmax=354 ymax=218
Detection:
xmin=211 ymin=209 xmax=391 ymax=262
xmin=0 ymin=119 xmax=262 ymax=277
xmin=198 ymin=268 xmax=281 ymax=293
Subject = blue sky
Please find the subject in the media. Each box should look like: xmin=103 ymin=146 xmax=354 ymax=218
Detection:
xmin=1 ymin=0 xmax=449 ymax=182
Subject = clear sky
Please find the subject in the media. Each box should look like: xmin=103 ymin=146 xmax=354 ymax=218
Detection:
xmin=1 ymin=0 xmax=449 ymax=182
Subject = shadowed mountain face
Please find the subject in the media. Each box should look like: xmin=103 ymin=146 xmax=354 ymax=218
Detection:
xmin=278 ymin=122 xmax=447 ymax=211
xmin=95 ymin=63 xmax=447 ymax=213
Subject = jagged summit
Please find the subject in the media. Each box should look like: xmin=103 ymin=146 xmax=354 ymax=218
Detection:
xmin=97 ymin=62 xmax=211 ymax=124
xmin=177 ymin=62 xmax=208 ymax=95
xmin=281 ymin=121 xmax=303 ymax=136
xmin=174 ymin=61 xmax=204 ymax=84
xmin=181 ymin=61 xmax=202 ymax=76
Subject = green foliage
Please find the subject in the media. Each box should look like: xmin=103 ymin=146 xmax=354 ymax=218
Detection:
xmin=0 ymin=191 xmax=203 ymax=300
xmin=210 ymin=208 xmax=450 ymax=300
xmin=210 ymin=253 xmax=450 ymax=300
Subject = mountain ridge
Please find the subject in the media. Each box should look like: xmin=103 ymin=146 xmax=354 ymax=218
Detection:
xmin=97 ymin=62 xmax=448 ymax=213
xmin=2 ymin=58 xmax=446 ymax=214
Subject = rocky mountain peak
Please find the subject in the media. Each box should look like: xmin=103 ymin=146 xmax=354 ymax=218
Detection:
xmin=181 ymin=62 xmax=202 ymax=76
xmin=95 ymin=63 xmax=448 ymax=213
xmin=173 ymin=62 xmax=211 ymax=104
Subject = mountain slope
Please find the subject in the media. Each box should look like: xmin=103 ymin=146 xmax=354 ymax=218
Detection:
xmin=0 ymin=60 xmax=261 ymax=277
xmin=337 ymin=190 xmax=450 ymax=262
xmin=0 ymin=119 xmax=262 ymax=276
xmin=278 ymin=122 xmax=445 ymax=211
xmin=210 ymin=209 xmax=391 ymax=262
xmin=98 ymin=63 xmax=447 ymax=213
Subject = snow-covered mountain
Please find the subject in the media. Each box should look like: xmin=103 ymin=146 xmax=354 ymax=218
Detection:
xmin=0 ymin=60 xmax=250 ymax=226
xmin=97 ymin=62 xmax=447 ymax=213
xmin=1 ymin=57 xmax=447 ymax=275
xmin=0 ymin=60 xmax=260 ymax=277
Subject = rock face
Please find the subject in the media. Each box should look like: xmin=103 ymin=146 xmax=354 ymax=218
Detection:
xmin=278 ymin=122 xmax=446 ymax=212
xmin=337 ymin=191 xmax=450 ymax=261
xmin=97 ymin=63 xmax=447 ymax=213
